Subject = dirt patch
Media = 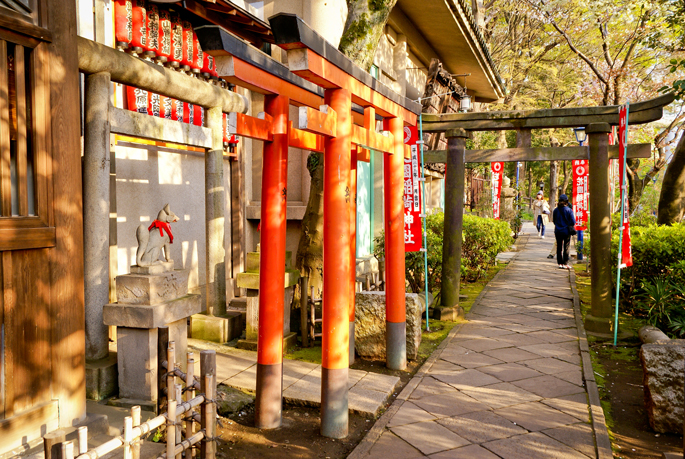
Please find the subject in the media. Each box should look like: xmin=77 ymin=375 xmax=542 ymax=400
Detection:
xmin=216 ymin=405 xmax=371 ymax=459
xmin=593 ymin=342 xmax=683 ymax=458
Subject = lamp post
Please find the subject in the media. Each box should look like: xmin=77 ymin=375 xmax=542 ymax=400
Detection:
xmin=574 ymin=127 xmax=587 ymax=260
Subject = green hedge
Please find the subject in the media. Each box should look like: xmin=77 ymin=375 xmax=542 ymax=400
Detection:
xmin=612 ymin=222 xmax=685 ymax=334
xmin=374 ymin=213 xmax=513 ymax=294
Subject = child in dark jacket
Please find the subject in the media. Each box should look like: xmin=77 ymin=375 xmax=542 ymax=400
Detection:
xmin=552 ymin=194 xmax=576 ymax=269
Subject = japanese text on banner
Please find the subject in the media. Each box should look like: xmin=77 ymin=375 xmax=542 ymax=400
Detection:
xmin=618 ymin=105 xmax=633 ymax=267
xmin=572 ymin=160 xmax=588 ymax=231
xmin=403 ymin=126 xmax=422 ymax=252
xmin=491 ymin=162 xmax=504 ymax=220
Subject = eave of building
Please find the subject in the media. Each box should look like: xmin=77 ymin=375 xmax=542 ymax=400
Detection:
xmin=395 ymin=0 xmax=505 ymax=103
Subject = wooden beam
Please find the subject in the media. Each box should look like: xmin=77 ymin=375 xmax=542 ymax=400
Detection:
xmin=298 ymin=105 xmax=336 ymax=137
xmin=423 ymin=143 xmax=652 ymax=163
xmin=227 ymin=112 xmax=273 ymax=142
xmin=288 ymin=122 xmax=324 ymax=152
xmin=422 ymin=107 xmax=665 ymax=132
xmin=183 ymin=0 xmax=267 ymax=46
xmin=351 ymin=125 xmax=394 ymax=154
xmin=110 ymin=107 xmax=213 ymax=148
xmin=287 ymin=48 xmax=418 ymax=124
xmin=214 ymin=55 xmax=324 ymax=109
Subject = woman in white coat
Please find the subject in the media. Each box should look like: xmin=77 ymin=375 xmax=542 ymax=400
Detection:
xmin=533 ymin=191 xmax=551 ymax=238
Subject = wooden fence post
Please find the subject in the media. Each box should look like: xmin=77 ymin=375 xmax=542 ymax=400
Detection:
xmin=43 ymin=430 xmax=66 ymax=459
xmin=186 ymin=353 xmax=196 ymax=459
xmin=202 ymin=373 xmax=216 ymax=459
xmin=77 ymin=427 xmax=88 ymax=455
xmin=131 ymin=406 xmax=141 ymax=459
xmin=167 ymin=399 xmax=176 ymax=459
xmin=123 ymin=416 xmax=133 ymax=459
xmin=175 ymin=383 xmax=183 ymax=459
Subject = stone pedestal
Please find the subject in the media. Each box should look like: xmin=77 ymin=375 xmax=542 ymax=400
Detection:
xmin=103 ymin=262 xmax=202 ymax=406
xmin=235 ymin=251 xmax=299 ymax=351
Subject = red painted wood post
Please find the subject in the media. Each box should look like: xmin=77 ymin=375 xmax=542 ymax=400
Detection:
xmin=384 ymin=117 xmax=407 ymax=370
xmin=255 ymin=94 xmax=290 ymax=429
xmin=349 ymin=147 xmax=358 ymax=365
xmin=321 ymin=88 xmax=351 ymax=439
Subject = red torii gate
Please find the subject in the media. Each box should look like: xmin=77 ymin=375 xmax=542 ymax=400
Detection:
xmin=198 ymin=15 xmax=420 ymax=438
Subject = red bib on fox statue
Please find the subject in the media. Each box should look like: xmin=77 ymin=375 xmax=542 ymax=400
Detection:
xmin=148 ymin=220 xmax=173 ymax=244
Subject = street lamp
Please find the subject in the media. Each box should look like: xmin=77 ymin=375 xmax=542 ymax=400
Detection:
xmin=459 ymin=94 xmax=472 ymax=112
xmin=574 ymin=127 xmax=587 ymax=146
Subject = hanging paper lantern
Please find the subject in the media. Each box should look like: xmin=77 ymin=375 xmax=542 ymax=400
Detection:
xmin=159 ymin=95 xmax=173 ymax=119
xmin=114 ymin=0 xmax=133 ymax=50
xmin=193 ymin=105 xmax=204 ymax=127
xmin=168 ymin=12 xmax=183 ymax=68
xmin=129 ymin=0 xmax=147 ymax=55
xmin=202 ymin=53 xmax=217 ymax=79
xmin=126 ymin=86 xmax=149 ymax=115
xmin=171 ymin=98 xmax=184 ymax=122
xmin=148 ymin=92 xmax=161 ymax=117
xmin=222 ymin=113 xmax=228 ymax=144
xmin=157 ymin=8 xmax=171 ymax=63
xmin=181 ymin=20 xmax=194 ymax=72
xmin=192 ymin=31 xmax=203 ymax=75
xmin=183 ymin=102 xmax=193 ymax=124
xmin=143 ymin=3 xmax=159 ymax=59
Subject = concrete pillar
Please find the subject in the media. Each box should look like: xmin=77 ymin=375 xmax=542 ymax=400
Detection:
xmin=84 ymin=72 xmax=111 ymax=361
xmin=205 ymin=106 xmax=226 ymax=316
xmin=585 ymin=122 xmax=613 ymax=335
xmin=437 ymin=129 xmax=468 ymax=320
xmin=385 ymin=117 xmax=406 ymax=371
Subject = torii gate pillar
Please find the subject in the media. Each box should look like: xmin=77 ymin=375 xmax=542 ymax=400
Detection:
xmin=584 ymin=122 xmax=613 ymax=335
xmin=436 ymin=129 xmax=468 ymax=320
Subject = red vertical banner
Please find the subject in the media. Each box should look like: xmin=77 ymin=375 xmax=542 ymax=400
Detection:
xmin=491 ymin=162 xmax=504 ymax=219
xmin=618 ymin=105 xmax=633 ymax=267
xmin=572 ymin=160 xmax=588 ymax=230
xmin=403 ymin=126 xmax=422 ymax=252
xmin=126 ymin=86 xmax=148 ymax=114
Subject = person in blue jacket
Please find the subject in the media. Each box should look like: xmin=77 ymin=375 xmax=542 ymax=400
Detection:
xmin=552 ymin=194 xmax=576 ymax=269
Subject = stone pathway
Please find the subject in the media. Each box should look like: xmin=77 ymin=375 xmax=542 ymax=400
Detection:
xmin=187 ymin=340 xmax=400 ymax=417
xmin=351 ymin=222 xmax=612 ymax=459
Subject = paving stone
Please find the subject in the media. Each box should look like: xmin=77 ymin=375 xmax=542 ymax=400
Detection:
xmin=409 ymin=377 xmax=460 ymax=400
xmin=367 ymin=430 xmax=424 ymax=459
xmin=478 ymin=362 xmax=544 ymax=382
xmin=224 ymin=366 xmax=257 ymax=392
xmin=429 ymin=359 xmax=465 ymax=374
xmin=556 ymin=352 xmax=582 ymax=365
xmin=483 ymin=347 xmax=541 ymax=363
xmin=483 ymin=431 xmax=589 ymax=459
xmin=459 ymin=338 xmax=512 ymax=352
xmin=436 ymin=410 xmax=527 ymax=443
xmin=432 ymin=369 xmax=502 ymax=390
xmin=282 ymin=378 xmax=320 ymax=405
xmin=411 ymin=392 xmax=490 ymax=417
xmin=440 ymin=351 xmax=505 ymax=369
xmin=526 ymin=330 xmax=577 ymax=344
xmin=494 ymin=402 xmax=580 ymax=432
xmin=552 ymin=327 xmax=581 ymax=340
xmin=391 ymin=420 xmax=471 ymax=455
xmin=348 ymin=386 xmax=389 ymax=416
xmin=428 ymin=444 xmax=501 ymax=458
xmin=555 ymin=369 xmax=584 ymax=387
xmin=215 ymin=352 xmax=256 ymax=383
xmin=519 ymin=343 xmax=578 ymax=358
xmin=541 ymin=393 xmax=591 ymax=422
xmin=512 ymin=375 xmax=585 ymax=398
xmin=460 ymin=382 xmax=541 ymax=409
xmin=388 ymin=401 xmax=438 ymax=427
xmin=452 ymin=327 xmax=515 ymax=339
xmin=542 ymin=422 xmax=596 ymax=457
xmin=523 ymin=357 xmax=581 ymax=375
xmin=495 ymin=323 xmax=547 ymax=333
xmin=492 ymin=333 xmax=548 ymax=347
xmin=355 ymin=372 xmax=400 ymax=394
xmin=348 ymin=368 xmax=367 ymax=387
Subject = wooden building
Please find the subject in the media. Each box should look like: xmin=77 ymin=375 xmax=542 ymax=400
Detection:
xmin=0 ymin=0 xmax=85 ymax=454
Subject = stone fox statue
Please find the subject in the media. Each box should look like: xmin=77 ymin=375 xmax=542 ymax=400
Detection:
xmin=136 ymin=204 xmax=179 ymax=266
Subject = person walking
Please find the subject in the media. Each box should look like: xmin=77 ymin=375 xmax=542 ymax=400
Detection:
xmin=532 ymin=191 xmax=551 ymax=238
xmin=552 ymin=194 xmax=576 ymax=269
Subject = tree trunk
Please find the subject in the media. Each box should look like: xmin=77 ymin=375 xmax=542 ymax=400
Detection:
xmin=339 ymin=0 xmax=398 ymax=70
xmin=295 ymin=153 xmax=325 ymax=297
xmin=527 ymin=166 xmax=533 ymax=210
xmin=658 ymin=133 xmax=685 ymax=224
xmin=549 ymin=161 xmax=558 ymax=206
xmin=561 ymin=161 xmax=571 ymax=196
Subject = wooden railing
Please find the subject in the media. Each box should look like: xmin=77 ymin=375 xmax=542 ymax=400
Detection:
xmin=46 ymin=343 xmax=217 ymax=459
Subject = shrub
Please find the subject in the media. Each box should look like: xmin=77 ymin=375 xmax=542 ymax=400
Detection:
xmin=612 ymin=222 xmax=685 ymax=333
xmin=373 ymin=212 xmax=513 ymax=294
